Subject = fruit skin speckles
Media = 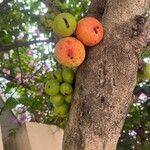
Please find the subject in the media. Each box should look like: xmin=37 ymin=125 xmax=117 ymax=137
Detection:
xmin=53 ymin=70 xmax=63 ymax=82
xmin=60 ymin=82 xmax=73 ymax=95
xmin=45 ymin=79 xmax=60 ymax=96
xmin=50 ymin=94 xmax=65 ymax=107
xmin=75 ymin=17 xmax=104 ymax=47
xmin=54 ymin=103 xmax=69 ymax=116
xmin=53 ymin=13 xmax=77 ymax=37
xmin=54 ymin=37 xmax=85 ymax=68
xmin=62 ymin=68 xmax=75 ymax=84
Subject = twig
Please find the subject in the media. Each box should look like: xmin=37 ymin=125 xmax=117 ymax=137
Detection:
xmin=16 ymin=48 xmax=24 ymax=84
xmin=0 ymin=39 xmax=52 ymax=52
xmin=42 ymin=0 xmax=60 ymax=14
xmin=0 ymin=0 xmax=11 ymax=10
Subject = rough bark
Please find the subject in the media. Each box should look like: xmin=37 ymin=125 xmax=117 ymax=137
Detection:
xmin=63 ymin=0 xmax=150 ymax=150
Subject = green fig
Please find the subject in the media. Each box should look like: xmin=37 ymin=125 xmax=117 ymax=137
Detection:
xmin=65 ymin=93 xmax=73 ymax=103
xmin=137 ymin=71 xmax=143 ymax=82
xmin=142 ymin=63 xmax=150 ymax=80
xmin=143 ymin=142 xmax=150 ymax=150
xmin=45 ymin=79 xmax=60 ymax=96
xmin=60 ymin=82 xmax=73 ymax=95
xmin=47 ymin=71 xmax=54 ymax=80
xmin=53 ymin=13 xmax=77 ymax=37
xmin=62 ymin=68 xmax=75 ymax=84
xmin=54 ymin=103 xmax=69 ymax=116
xmin=50 ymin=94 xmax=65 ymax=106
xmin=53 ymin=70 xmax=63 ymax=82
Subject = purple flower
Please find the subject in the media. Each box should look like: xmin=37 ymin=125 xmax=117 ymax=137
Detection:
xmin=27 ymin=49 xmax=33 ymax=56
xmin=2 ymin=68 xmax=10 ymax=76
xmin=17 ymin=112 xmax=32 ymax=124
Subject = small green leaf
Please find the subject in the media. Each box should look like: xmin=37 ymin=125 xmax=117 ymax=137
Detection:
xmin=1 ymin=97 xmax=18 ymax=112
xmin=143 ymin=142 xmax=150 ymax=150
xmin=19 ymin=97 xmax=34 ymax=106
xmin=30 ymin=100 xmax=43 ymax=112
xmin=142 ymin=47 xmax=150 ymax=58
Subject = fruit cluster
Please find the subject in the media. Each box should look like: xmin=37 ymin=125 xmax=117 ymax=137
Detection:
xmin=44 ymin=13 xmax=104 ymax=126
xmin=45 ymin=68 xmax=75 ymax=117
xmin=53 ymin=13 xmax=104 ymax=68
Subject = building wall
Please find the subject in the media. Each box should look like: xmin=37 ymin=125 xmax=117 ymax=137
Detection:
xmin=0 ymin=98 xmax=20 ymax=142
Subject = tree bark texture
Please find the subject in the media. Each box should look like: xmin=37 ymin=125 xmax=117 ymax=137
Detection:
xmin=63 ymin=0 xmax=150 ymax=150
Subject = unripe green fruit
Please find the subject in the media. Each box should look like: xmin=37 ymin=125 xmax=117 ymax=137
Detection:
xmin=141 ymin=63 xmax=150 ymax=80
xmin=62 ymin=68 xmax=75 ymax=84
xmin=60 ymin=82 xmax=73 ymax=95
xmin=47 ymin=71 xmax=54 ymax=80
xmin=53 ymin=70 xmax=63 ymax=82
xmin=54 ymin=103 xmax=69 ymax=116
xmin=53 ymin=13 xmax=77 ymax=37
xmin=45 ymin=79 xmax=60 ymax=96
xmin=144 ymin=143 xmax=150 ymax=150
xmin=65 ymin=93 xmax=73 ymax=103
xmin=137 ymin=71 xmax=143 ymax=82
xmin=50 ymin=94 xmax=65 ymax=106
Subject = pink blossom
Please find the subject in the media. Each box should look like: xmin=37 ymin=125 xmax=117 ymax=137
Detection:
xmin=17 ymin=33 xmax=24 ymax=40
xmin=15 ymin=106 xmax=28 ymax=114
xmin=26 ymin=75 xmax=32 ymax=79
xmin=38 ymin=83 xmax=44 ymax=96
xmin=2 ymin=68 xmax=10 ymax=76
xmin=27 ymin=49 xmax=33 ymax=56
xmin=23 ymin=79 xmax=29 ymax=84
xmin=15 ymin=73 xmax=21 ymax=80
xmin=17 ymin=112 xmax=32 ymax=124
xmin=138 ymin=93 xmax=148 ymax=103
xmin=25 ymin=75 xmax=35 ymax=83
xmin=43 ymin=63 xmax=49 ymax=70
xmin=39 ymin=83 xmax=44 ymax=89
xmin=35 ymin=28 xmax=40 ymax=36
xmin=15 ymin=73 xmax=22 ymax=84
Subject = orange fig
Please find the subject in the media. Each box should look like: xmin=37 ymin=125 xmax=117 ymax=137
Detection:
xmin=75 ymin=17 xmax=104 ymax=47
xmin=54 ymin=37 xmax=85 ymax=68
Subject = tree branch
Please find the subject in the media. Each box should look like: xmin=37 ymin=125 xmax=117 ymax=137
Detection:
xmin=16 ymin=48 xmax=24 ymax=84
xmin=42 ymin=0 xmax=60 ymax=14
xmin=0 ymin=39 xmax=52 ymax=52
xmin=87 ymin=0 xmax=107 ymax=19
xmin=0 ymin=0 xmax=12 ymax=10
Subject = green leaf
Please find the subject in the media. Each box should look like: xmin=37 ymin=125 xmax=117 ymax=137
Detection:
xmin=1 ymin=97 xmax=18 ymax=112
xmin=19 ymin=97 xmax=43 ymax=112
xmin=142 ymin=47 xmax=150 ymax=58
xmin=30 ymin=100 xmax=43 ymax=112
xmin=19 ymin=97 xmax=34 ymax=106
xmin=143 ymin=142 xmax=150 ymax=150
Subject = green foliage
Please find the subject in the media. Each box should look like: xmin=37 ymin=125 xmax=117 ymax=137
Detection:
xmin=0 ymin=97 xmax=18 ymax=113
xmin=142 ymin=46 xmax=150 ymax=58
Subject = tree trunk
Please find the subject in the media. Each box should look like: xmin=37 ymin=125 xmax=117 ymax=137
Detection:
xmin=63 ymin=0 xmax=150 ymax=150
